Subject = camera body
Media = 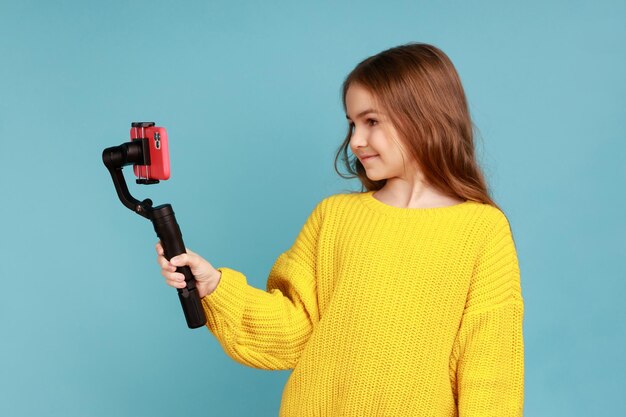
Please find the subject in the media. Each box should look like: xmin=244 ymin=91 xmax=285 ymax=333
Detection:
xmin=130 ymin=122 xmax=170 ymax=181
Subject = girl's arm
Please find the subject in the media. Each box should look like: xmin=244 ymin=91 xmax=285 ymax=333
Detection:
xmin=200 ymin=198 xmax=326 ymax=371
xmin=450 ymin=212 xmax=525 ymax=416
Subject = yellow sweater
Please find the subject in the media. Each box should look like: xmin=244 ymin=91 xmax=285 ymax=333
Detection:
xmin=201 ymin=191 xmax=525 ymax=416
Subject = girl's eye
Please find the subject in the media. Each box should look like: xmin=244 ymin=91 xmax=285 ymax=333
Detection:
xmin=348 ymin=120 xmax=377 ymax=132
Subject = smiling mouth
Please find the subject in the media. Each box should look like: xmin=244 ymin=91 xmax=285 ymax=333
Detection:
xmin=361 ymin=155 xmax=378 ymax=161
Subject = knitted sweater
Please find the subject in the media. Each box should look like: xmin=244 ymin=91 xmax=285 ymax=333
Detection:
xmin=201 ymin=191 xmax=525 ymax=416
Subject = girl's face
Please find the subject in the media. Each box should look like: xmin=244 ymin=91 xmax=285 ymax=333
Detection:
xmin=346 ymin=83 xmax=415 ymax=182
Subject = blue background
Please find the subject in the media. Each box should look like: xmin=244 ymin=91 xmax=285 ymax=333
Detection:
xmin=1 ymin=1 xmax=624 ymax=416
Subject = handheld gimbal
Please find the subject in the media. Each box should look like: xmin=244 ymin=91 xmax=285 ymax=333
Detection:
xmin=102 ymin=122 xmax=206 ymax=329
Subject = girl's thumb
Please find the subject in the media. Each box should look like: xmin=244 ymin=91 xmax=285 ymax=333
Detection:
xmin=170 ymin=248 xmax=196 ymax=267
xmin=170 ymin=253 xmax=190 ymax=267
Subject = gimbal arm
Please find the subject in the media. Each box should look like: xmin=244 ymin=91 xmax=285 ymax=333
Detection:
xmin=102 ymin=141 xmax=153 ymax=219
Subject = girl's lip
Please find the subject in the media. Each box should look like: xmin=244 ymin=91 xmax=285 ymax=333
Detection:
xmin=361 ymin=155 xmax=378 ymax=161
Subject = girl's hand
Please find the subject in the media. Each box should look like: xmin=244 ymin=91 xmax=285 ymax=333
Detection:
xmin=155 ymin=241 xmax=222 ymax=298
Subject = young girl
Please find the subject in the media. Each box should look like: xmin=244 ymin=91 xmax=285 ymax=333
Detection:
xmin=156 ymin=42 xmax=524 ymax=416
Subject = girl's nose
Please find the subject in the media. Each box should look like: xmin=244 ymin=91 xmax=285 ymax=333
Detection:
xmin=350 ymin=129 xmax=367 ymax=149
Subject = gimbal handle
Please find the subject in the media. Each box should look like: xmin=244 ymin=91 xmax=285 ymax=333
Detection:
xmin=151 ymin=204 xmax=206 ymax=329
xmin=102 ymin=140 xmax=207 ymax=329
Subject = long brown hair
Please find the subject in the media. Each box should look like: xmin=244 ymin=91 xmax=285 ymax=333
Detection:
xmin=334 ymin=42 xmax=500 ymax=211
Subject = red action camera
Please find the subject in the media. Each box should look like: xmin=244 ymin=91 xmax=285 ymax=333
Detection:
xmin=130 ymin=122 xmax=170 ymax=182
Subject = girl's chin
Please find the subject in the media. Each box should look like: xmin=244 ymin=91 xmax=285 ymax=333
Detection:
xmin=365 ymin=172 xmax=385 ymax=181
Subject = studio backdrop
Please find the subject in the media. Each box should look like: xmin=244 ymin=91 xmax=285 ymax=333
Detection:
xmin=0 ymin=1 xmax=624 ymax=416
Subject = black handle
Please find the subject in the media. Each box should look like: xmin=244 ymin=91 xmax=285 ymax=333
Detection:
xmin=151 ymin=204 xmax=207 ymax=329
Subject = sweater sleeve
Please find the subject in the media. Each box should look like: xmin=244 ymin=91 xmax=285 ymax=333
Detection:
xmin=199 ymin=198 xmax=325 ymax=371
xmin=449 ymin=211 xmax=525 ymax=416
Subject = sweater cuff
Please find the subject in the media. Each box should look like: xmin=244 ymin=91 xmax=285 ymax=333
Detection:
xmin=201 ymin=267 xmax=248 ymax=338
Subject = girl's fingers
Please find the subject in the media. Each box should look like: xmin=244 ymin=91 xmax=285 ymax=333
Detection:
xmin=160 ymin=268 xmax=183 ymax=280
xmin=156 ymin=242 xmax=195 ymax=289
xmin=157 ymin=254 xmax=176 ymax=273
xmin=165 ymin=278 xmax=187 ymax=289
xmin=157 ymin=255 xmax=177 ymax=271
xmin=162 ymin=271 xmax=186 ymax=288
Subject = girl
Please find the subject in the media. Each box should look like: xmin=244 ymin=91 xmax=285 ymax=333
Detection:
xmin=156 ymin=42 xmax=524 ymax=416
